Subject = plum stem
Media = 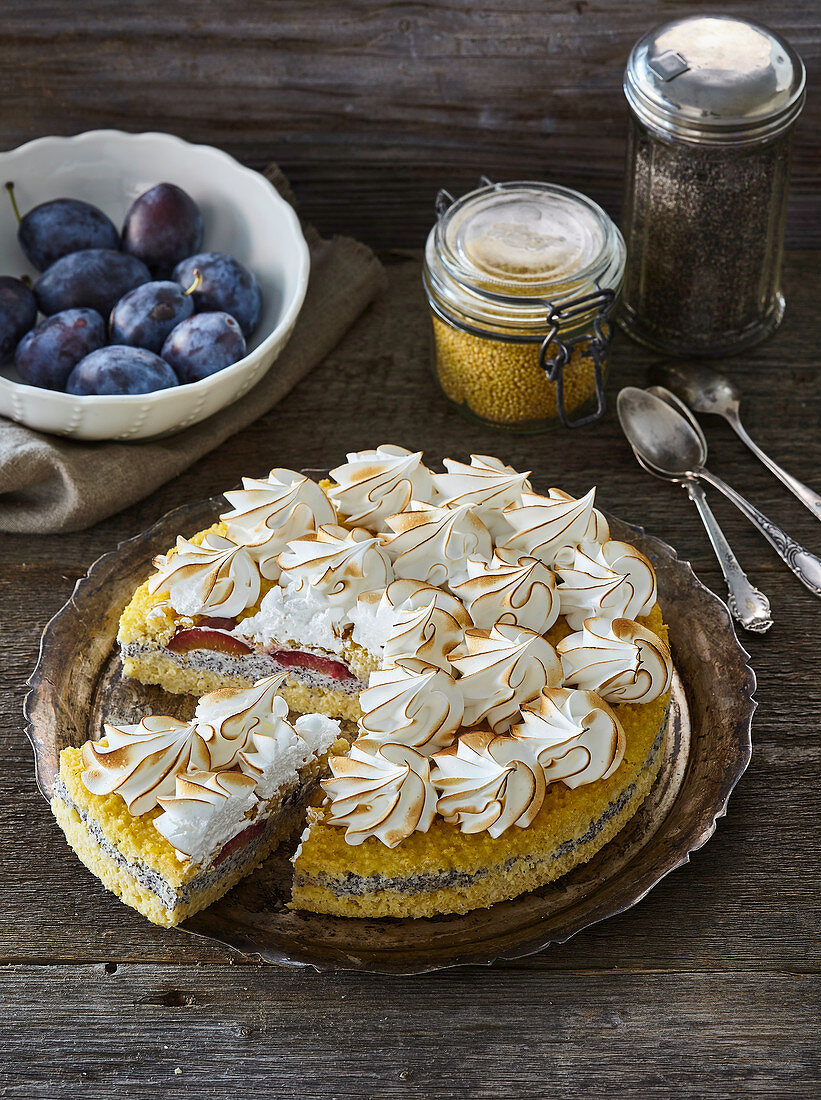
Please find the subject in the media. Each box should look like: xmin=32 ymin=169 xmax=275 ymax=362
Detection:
xmin=5 ymin=181 xmax=21 ymax=224
xmin=183 ymin=269 xmax=202 ymax=296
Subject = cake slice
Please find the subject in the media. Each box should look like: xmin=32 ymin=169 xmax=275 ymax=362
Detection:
xmin=50 ymin=675 xmax=345 ymax=927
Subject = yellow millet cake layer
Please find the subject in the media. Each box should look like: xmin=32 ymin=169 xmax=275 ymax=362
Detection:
xmin=51 ymin=744 xmax=339 ymax=928
xmin=291 ymin=688 xmax=669 ymax=919
xmin=292 ymin=608 xmax=670 ymax=919
xmin=52 ymin=791 xmax=305 ymax=928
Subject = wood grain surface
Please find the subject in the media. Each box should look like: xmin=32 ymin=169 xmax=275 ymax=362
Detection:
xmin=1 ymin=251 xmax=819 ymax=1096
xmin=1 ymin=3 xmax=820 ymax=1093
xmin=0 ymin=0 xmax=819 ymax=251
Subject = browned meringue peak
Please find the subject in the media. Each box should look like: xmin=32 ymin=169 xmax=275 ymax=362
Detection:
xmin=81 ymin=715 xmax=211 ymax=817
xmin=384 ymin=595 xmax=469 ymax=672
xmin=513 ymin=687 xmax=625 ymax=788
xmin=381 ymin=500 xmax=493 ymax=587
xmin=449 ymin=622 xmax=563 ymax=733
xmin=220 ymin=469 xmax=336 ymax=581
xmin=192 ymin=673 xmax=293 ymax=770
xmin=554 ymin=540 xmax=657 ymax=630
xmin=358 ymin=657 xmax=464 ymax=754
xmin=594 ymin=539 xmax=656 ymax=616
xmin=349 ymin=578 xmax=472 ymax=660
xmin=148 ymin=532 xmax=261 ymax=619
xmin=239 ymin=712 xmax=341 ymax=802
xmin=431 ymin=454 xmax=533 ymax=540
xmin=557 ymin=617 xmax=672 ymax=704
xmin=321 ymin=738 xmax=437 ymax=847
xmin=385 ymin=577 xmax=473 ymax=627
xmin=328 ymin=444 xmax=435 ymax=532
xmin=277 ymin=523 xmax=393 ymax=609
xmin=559 ymin=488 xmax=610 ymax=544
xmin=451 ymin=548 xmax=559 ymax=635
xmin=154 ymin=769 xmax=259 ymax=865
xmin=499 ymin=487 xmax=609 ymax=566
xmin=431 ymin=729 xmax=546 ymax=838
xmin=554 ymin=547 xmax=631 ymax=631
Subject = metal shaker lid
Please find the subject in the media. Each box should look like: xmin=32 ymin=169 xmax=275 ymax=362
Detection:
xmin=624 ymin=15 xmax=806 ymax=144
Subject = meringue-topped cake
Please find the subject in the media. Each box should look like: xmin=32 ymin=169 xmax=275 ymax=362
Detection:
xmin=105 ymin=446 xmax=673 ymax=921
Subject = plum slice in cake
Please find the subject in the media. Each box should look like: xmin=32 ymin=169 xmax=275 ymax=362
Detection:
xmin=50 ymin=675 xmax=344 ymax=927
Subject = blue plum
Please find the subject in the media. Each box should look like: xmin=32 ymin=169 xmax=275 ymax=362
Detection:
xmin=173 ymin=251 xmax=262 ymax=337
xmin=15 ymin=308 xmax=106 ymax=390
xmin=34 ymin=249 xmax=150 ymax=318
xmin=161 ymin=311 xmax=246 ymax=383
xmin=110 ymin=280 xmax=195 ymax=353
xmin=122 ymin=183 xmax=204 ymax=274
xmin=67 ymin=346 xmax=178 ymax=395
xmin=17 ymin=197 xmax=120 ymax=272
xmin=0 ymin=276 xmax=37 ymax=360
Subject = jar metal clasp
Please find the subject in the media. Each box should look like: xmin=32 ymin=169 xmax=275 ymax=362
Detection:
xmin=539 ymin=288 xmax=616 ymax=429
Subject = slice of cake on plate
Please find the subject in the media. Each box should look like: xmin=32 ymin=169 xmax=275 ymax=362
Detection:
xmin=50 ymin=674 xmax=343 ymax=927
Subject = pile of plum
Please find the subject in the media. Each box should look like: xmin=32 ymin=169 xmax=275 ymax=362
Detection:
xmin=0 ymin=182 xmax=262 ymax=395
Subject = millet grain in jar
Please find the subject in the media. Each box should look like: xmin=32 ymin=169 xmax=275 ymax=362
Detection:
xmin=431 ymin=317 xmax=597 ymax=426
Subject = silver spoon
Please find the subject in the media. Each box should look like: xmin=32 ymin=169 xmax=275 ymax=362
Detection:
xmin=650 ymin=362 xmax=821 ymax=522
xmin=639 ymin=387 xmax=773 ymax=632
xmin=617 ymin=387 xmax=821 ymax=597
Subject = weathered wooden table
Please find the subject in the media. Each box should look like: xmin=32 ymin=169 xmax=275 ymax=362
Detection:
xmin=1 ymin=252 xmax=818 ymax=1096
xmin=1 ymin=2 xmax=820 ymax=1095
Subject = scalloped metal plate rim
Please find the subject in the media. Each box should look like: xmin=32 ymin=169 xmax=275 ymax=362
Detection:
xmin=24 ymin=484 xmax=756 ymax=974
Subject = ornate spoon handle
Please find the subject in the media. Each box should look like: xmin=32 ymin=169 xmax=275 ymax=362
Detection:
xmin=728 ymin=412 xmax=821 ymax=522
xmin=685 ymin=481 xmax=773 ymax=632
xmin=697 ymin=468 xmax=821 ymax=597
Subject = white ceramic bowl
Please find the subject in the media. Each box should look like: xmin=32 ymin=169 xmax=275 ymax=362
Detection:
xmin=0 ymin=130 xmax=310 ymax=440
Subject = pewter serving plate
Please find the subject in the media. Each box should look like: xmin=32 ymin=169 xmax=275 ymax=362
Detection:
xmin=25 ymin=493 xmax=755 ymax=974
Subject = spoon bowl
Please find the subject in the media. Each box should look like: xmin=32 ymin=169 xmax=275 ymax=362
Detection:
xmin=649 ymin=363 xmax=821 ymax=522
xmin=616 ymin=387 xmax=707 ymax=475
xmin=646 ymin=384 xmax=707 ymax=441
xmin=649 ymin=362 xmax=741 ymax=417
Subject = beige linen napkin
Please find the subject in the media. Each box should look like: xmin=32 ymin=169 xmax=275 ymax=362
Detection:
xmin=0 ymin=166 xmax=386 ymax=534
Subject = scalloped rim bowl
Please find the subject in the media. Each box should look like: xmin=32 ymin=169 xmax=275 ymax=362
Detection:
xmin=0 ymin=130 xmax=310 ymax=441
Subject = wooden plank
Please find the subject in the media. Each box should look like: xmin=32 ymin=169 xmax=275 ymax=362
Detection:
xmin=0 ymin=965 xmax=817 ymax=1098
xmin=0 ymin=1 xmax=818 ymax=250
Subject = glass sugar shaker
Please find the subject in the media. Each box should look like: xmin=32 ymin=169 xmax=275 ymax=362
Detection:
xmin=620 ymin=15 xmax=806 ymax=357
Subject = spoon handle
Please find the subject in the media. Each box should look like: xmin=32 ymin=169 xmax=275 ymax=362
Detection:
xmin=697 ymin=469 xmax=821 ymax=597
xmin=685 ymin=482 xmax=773 ymax=632
xmin=728 ymin=413 xmax=821 ymax=522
